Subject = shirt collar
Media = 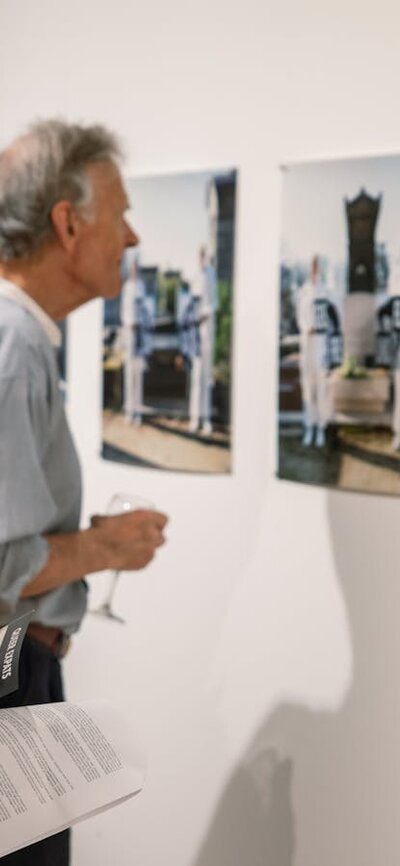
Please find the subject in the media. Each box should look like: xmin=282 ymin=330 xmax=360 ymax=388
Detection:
xmin=0 ymin=278 xmax=61 ymax=347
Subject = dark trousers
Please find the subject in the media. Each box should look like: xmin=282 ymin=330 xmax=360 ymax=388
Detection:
xmin=0 ymin=637 xmax=70 ymax=865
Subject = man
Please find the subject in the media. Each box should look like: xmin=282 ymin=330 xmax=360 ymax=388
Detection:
xmin=178 ymin=283 xmax=202 ymax=377
xmin=376 ymin=252 xmax=400 ymax=450
xmin=121 ymin=257 xmax=153 ymax=425
xmin=0 ymin=119 xmax=168 ymax=865
xmin=188 ymin=246 xmax=218 ymax=435
xmin=296 ymin=255 xmax=339 ymax=448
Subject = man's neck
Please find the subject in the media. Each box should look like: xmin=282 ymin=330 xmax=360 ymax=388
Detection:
xmin=0 ymin=252 xmax=86 ymax=321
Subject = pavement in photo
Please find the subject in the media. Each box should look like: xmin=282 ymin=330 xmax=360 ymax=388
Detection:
xmin=278 ymin=425 xmax=400 ymax=495
xmin=102 ymin=411 xmax=231 ymax=474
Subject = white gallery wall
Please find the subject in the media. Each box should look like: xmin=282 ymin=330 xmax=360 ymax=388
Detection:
xmin=1 ymin=1 xmax=400 ymax=864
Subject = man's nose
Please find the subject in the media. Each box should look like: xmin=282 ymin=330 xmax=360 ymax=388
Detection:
xmin=125 ymin=222 xmax=140 ymax=247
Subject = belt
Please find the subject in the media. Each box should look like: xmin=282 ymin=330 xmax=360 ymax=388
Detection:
xmin=26 ymin=624 xmax=71 ymax=658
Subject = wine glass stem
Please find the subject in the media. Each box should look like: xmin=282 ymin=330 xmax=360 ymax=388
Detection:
xmin=103 ymin=571 xmax=120 ymax=608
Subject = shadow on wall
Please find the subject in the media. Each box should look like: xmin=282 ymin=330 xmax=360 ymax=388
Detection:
xmin=193 ymin=490 xmax=400 ymax=866
xmin=193 ymin=745 xmax=295 ymax=866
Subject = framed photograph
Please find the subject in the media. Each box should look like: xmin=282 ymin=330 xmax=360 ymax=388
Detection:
xmin=278 ymin=154 xmax=400 ymax=496
xmin=101 ymin=168 xmax=237 ymax=473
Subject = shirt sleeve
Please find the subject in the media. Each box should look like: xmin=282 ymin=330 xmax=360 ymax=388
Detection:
xmin=0 ymin=373 xmax=56 ymax=614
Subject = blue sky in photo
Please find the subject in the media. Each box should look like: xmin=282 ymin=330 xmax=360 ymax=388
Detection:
xmin=281 ymin=154 xmax=400 ymax=269
xmin=126 ymin=170 xmax=222 ymax=282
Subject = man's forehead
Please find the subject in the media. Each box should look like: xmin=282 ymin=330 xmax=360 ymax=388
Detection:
xmin=86 ymin=160 xmax=127 ymax=202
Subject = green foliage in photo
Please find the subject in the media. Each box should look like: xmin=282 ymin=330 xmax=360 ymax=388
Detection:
xmin=215 ymin=279 xmax=232 ymax=384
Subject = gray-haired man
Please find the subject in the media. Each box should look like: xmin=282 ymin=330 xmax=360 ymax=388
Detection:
xmin=0 ymin=120 xmax=168 ymax=865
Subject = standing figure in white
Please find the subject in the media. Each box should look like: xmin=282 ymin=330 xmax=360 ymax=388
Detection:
xmin=121 ymin=258 xmax=153 ymax=425
xmin=297 ymin=255 xmax=335 ymax=448
xmin=377 ymin=253 xmax=400 ymax=450
xmin=189 ymin=246 xmax=219 ymax=435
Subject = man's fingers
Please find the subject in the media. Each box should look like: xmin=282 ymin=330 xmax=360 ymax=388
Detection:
xmin=152 ymin=529 xmax=166 ymax=548
xmin=90 ymin=510 xmax=167 ymax=528
xmin=141 ymin=525 xmax=166 ymax=548
xmin=89 ymin=509 xmax=168 ymax=564
xmin=152 ymin=510 xmax=168 ymax=526
xmin=132 ymin=509 xmax=168 ymax=529
xmin=88 ymin=508 xmax=169 ymax=571
xmin=90 ymin=514 xmax=103 ymax=528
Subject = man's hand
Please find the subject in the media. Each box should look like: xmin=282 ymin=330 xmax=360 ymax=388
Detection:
xmin=21 ymin=510 xmax=169 ymax=599
xmin=90 ymin=509 xmax=168 ymax=571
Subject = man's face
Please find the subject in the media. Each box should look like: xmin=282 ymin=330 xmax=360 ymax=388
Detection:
xmin=72 ymin=160 xmax=138 ymax=300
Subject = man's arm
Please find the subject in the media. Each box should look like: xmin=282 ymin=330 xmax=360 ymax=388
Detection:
xmin=21 ymin=509 xmax=168 ymax=598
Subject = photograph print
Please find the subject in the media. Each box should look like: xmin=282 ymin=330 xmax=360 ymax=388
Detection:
xmin=101 ymin=168 xmax=236 ymax=473
xmin=278 ymin=153 xmax=400 ymax=496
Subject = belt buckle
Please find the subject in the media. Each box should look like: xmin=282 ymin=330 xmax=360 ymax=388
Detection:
xmin=57 ymin=634 xmax=71 ymax=659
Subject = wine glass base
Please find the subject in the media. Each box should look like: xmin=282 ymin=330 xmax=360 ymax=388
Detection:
xmin=89 ymin=605 xmax=126 ymax=624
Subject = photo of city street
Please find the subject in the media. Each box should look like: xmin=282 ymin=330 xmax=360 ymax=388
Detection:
xmin=102 ymin=169 xmax=236 ymax=473
xmin=278 ymin=154 xmax=400 ymax=496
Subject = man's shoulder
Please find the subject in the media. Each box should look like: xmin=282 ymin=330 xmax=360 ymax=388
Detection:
xmin=0 ymin=297 xmax=47 ymax=379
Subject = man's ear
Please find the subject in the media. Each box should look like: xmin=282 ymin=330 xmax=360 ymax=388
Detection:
xmin=50 ymin=201 xmax=81 ymax=252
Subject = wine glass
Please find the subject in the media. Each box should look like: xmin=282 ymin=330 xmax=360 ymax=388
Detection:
xmin=90 ymin=493 xmax=154 ymax=624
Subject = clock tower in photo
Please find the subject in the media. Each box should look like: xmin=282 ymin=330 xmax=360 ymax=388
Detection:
xmin=343 ymin=188 xmax=381 ymax=363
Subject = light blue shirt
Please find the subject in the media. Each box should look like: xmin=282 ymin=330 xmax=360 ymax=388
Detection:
xmin=0 ymin=280 xmax=87 ymax=633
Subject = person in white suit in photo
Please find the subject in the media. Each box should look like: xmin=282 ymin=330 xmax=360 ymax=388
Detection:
xmin=297 ymin=255 xmax=332 ymax=448
xmin=189 ymin=246 xmax=219 ymax=435
xmin=377 ymin=252 xmax=400 ymax=450
xmin=121 ymin=258 xmax=153 ymax=425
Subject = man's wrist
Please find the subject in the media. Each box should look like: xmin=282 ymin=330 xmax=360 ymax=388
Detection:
xmin=80 ymin=526 xmax=114 ymax=574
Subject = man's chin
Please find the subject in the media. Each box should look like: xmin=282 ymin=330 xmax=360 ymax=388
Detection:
xmin=103 ymin=281 xmax=123 ymax=300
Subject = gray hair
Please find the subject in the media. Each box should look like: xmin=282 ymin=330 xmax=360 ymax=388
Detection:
xmin=0 ymin=119 xmax=122 ymax=260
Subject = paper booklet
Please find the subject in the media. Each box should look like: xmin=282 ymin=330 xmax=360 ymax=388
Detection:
xmin=0 ymin=700 xmax=146 ymax=858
